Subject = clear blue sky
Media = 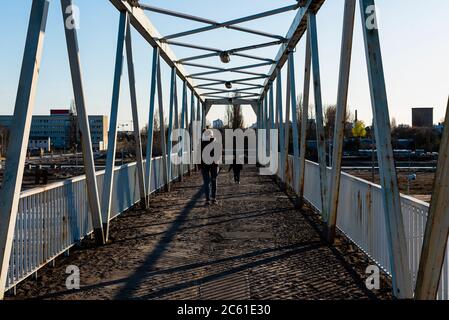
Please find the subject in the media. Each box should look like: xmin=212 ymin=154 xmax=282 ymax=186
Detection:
xmin=1 ymin=0 xmax=448 ymax=129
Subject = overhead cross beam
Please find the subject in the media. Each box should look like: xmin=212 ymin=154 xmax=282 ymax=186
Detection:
xmin=138 ymin=3 xmax=299 ymax=41
xmin=109 ymin=0 xmax=204 ymax=102
xmin=259 ymin=0 xmax=325 ymax=100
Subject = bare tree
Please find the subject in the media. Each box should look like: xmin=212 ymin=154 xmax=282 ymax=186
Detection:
xmin=226 ymin=94 xmax=245 ymax=129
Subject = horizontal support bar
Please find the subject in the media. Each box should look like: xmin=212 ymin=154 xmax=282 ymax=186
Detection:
xmin=109 ymin=0 xmax=205 ymax=102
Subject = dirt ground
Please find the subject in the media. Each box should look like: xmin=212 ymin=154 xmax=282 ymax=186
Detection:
xmin=8 ymin=166 xmax=392 ymax=300
xmin=346 ymin=169 xmax=435 ymax=202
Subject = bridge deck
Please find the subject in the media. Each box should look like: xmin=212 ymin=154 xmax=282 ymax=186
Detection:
xmin=11 ymin=166 xmax=391 ymax=300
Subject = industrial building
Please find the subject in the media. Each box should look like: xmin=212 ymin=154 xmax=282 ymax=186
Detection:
xmin=0 ymin=109 xmax=108 ymax=151
xmin=412 ymin=107 xmax=434 ymax=127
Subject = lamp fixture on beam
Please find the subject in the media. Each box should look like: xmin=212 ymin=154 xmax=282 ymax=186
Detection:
xmin=220 ymin=51 xmax=231 ymax=63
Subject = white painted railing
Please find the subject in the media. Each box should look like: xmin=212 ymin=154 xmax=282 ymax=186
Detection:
xmin=5 ymin=156 xmax=192 ymax=291
xmin=281 ymin=155 xmax=449 ymax=300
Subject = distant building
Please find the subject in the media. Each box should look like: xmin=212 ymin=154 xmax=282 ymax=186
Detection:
xmin=412 ymin=108 xmax=433 ymax=127
xmin=212 ymin=119 xmax=224 ymax=129
xmin=28 ymin=137 xmax=51 ymax=152
xmin=0 ymin=110 xmax=108 ymax=151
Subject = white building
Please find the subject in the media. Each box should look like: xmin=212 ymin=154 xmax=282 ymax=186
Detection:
xmin=0 ymin=109 xmax=108 ymax=151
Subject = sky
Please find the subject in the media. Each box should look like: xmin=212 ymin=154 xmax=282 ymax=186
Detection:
xmin=0 ymin=0 xmax=448 ymax=130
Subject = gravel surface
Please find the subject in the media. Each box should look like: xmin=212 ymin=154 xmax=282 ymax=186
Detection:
xmin=9 ymin=166 xmax=392 ymax=300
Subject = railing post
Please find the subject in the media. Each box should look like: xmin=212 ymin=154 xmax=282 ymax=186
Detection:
xmin=0 ymin=0 xmax=49 ymax=300
xmin=415 ymin=97 xmax=449 ymax=300
xmin=156 ymin=56 xmax=169 ymax=192
xmin=276 ymin=68 xmax=285 ymax=183
xmin=101 ymin=11 xmax=128 ymax=241
xmin=288 ymin=51 xmax=300 ymax=194
xmin=359 ymin=0 xmax=412 ymax=298
xmin=61 ymin=0 xmax=105 ymax=245
xmin=144 ymin=46 xmax=159 ymax=202
xmin=308 ymin=12 xmax=328 ymax=221
xmin=327 ymin=0 xmax=356 ymax=243
xmin=125 ymin=19 xmax=147 ymax=209
xmin=298 ymin=27 xmax=312 ymax=206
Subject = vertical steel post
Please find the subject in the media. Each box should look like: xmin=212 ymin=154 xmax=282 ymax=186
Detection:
xmin=264 ymin=94 xmax=269 ymax=154
xmin=415 ymin=97 xmax=449 ymax=300
xmin=288 ymin=52 xmax=300 ymax=192
xmin=180 ymin=81 xmax=188 ymax=180
xmin=269 ymin=85 xmax=275 ymax=130
xmin=0 ymin=0 xmax=49 ymax=300
xmin=359 ymin=0 xmax=412 ymax=298
xmin=284 ymin=64 xmax=291 ymax=184
xmin=167 ymin=67 xmax=176 ymax=183
xmin=101 ymin=11 xmax=128 ymax=240
xmin=298 ymin=28 xmax=312 ymax=205
xmin=190 ymin=91 xmax=195 ymax=172
xmin=276 ymin=68 xmax=285 ymax=182
xmin=125 ymin=19 xmax=147 ymax=208
xmin=327 ymin=0 xmax=356 ymax=242
xmin=308 ymin=12 xmax=328 ymax=220
xmin=61 ymin=0 xmax=105 ymax=244
xmin=202 ymin=102 xmax=206 ymax=129
xmin=156 ymin=56 xmax=169 ymax=191
xmin=144 ymin=46 xmax=159 ymax=200
xmin=269 ymin=83 xmax=275 ymax=154
xmin=173 ymin=76 xmax=181 ymax=178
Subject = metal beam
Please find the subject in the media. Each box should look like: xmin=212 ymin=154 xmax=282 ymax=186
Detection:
xmin=259 ymin=0 xmax=325 ymax=100
xmin=0 ymin=0 xmax=49 ymax=300
xmin=187 ymin=62 xmax=272 ymax=78
xmin=125 ymin=18 xmax=147 ymax=208
xmin=288 ymin=52 xmax=300 ymax=193
xmin=180 ymin=81 xmax=188 ymax=180
xmin=200 ymin=87 xmax=260 ymax=96
xmin=308 ymin=12 xmax=328 ymax=221
xmin=144 ymin=46 xmax=159 ymax=200
xmin=160 ymin=4 xmax=297 ymax=40
xmin=102 ymin=11 xmax=128 ymax=241
xmin=167 ymin=67 xmax=176 ymax=185
xmin=359 ymin=0 xmax=412 ymax=299
xmin=156 ymin=55 xmax=169 ymax=192
xmin=61 ymin=0 xmax=105 ymax=245
xmin=276 ymin=67 xmax=285 ymax=183
xmin=284 ymin=62 xmax=291 ymax=185
xmin=327 ymin=0 xmax=356 ymax=242
xmin=205 ymin=98 xmax=258 ymax=106
xmin=415 ymin=97 xmax=449 ymax=300
xmin=109 ymin=0 xmax=204 ymax=102
xmin=298 ymin=28 xmax=312 ymax=205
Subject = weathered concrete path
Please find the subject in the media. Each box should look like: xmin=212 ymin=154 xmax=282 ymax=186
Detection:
xmin=11 ymin=166 xmax=391 ymax=300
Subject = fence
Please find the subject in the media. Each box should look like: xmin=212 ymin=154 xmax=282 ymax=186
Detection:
xmin=5 ymin=155 xmax=192 ymax=291
xmin=281 ymin=155 xmax=449 ymax=300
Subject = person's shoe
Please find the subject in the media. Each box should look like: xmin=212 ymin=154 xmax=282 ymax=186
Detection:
xmin=205 ymin=200 xmax=210 ymax=206
xmin=211 ymin=198 xmax=218 ymax=205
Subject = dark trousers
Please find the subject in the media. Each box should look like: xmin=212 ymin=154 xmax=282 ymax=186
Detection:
xmin=201 ymin=165 xmax=218 ymax=200
xmin=233 ymin=168 xmax=241 ymax=182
